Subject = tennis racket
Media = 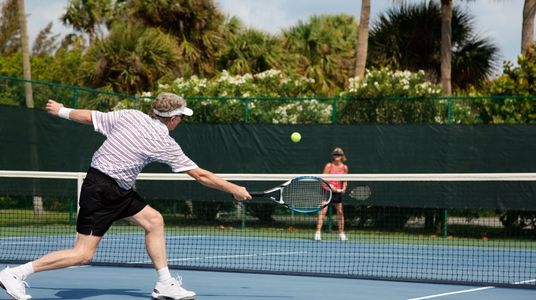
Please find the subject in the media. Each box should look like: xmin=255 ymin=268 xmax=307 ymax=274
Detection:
xmin=250 ymin=176 xmax=332 ymax=213
xmin=348 ymin=185 xmax=372 ymax=200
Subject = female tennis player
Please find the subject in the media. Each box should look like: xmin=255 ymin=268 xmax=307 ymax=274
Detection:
xmin=0 ymin=92 xmax=251 ymax=300
xmin=314 ymin=147 xmax=349 ymax=241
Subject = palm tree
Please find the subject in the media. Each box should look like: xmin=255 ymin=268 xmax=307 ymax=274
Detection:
xmin=16 ymin=0 xmax=43 ymax=215
xmin=32 ymin=22 xmax=60 ymax=56
xmin=440 ymin=0 xmax=453 ymax=95
xmin=125 ymin=0 xmax=225 ymax=77
xmin=61 ymin=0 xmax=113 ymax=44
xmin=522 ymin=0 xmax=536 ymax=54
xmin=17 ymin=0 xmax=32 ymax=109
xmin=368 ymin=1 xmax=498 ymax=90
xmin=282 ymin=15 xmax=357 ymax=95
xmin=80 ymin=23 xmax=180 ymax=96
xmin=355 ymin=0 xmax=371 ymax=79
xmin=216 ymin=26 xmax=283 ymax=75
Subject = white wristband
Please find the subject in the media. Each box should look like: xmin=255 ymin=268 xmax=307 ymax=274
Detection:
xmin=58 ymin=107 xmax=73 ymax=120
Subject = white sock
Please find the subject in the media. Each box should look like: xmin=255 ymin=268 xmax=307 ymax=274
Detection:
xmin=157 ymin=267 xmax=172 ymax=283
xmin=12 ymin=262 xmax=34 ymax=280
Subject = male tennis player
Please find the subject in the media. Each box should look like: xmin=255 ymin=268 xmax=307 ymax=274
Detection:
xmin=0 ymin=92 xmax=251 ymax=300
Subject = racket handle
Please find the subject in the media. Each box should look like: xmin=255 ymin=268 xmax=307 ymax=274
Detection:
xmin=249 ymin=191 xmax=265 ymax=197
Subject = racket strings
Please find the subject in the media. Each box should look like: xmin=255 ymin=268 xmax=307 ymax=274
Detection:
xmin=283 ymin=180 xmax=331 ymax=210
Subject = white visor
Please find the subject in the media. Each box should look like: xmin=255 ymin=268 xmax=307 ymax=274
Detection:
xmin=153 ymin=107 xmax=193 ymax=117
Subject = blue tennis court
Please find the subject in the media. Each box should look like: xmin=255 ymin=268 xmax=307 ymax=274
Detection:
xmin=2 ymin=264 xmax=535 ymax=300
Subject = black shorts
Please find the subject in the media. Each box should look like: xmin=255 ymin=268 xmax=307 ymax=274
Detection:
xmin=77 ymin=167 xmax=147 ymax=236
xmin=330 ymin=192 xmax=343 ymax=204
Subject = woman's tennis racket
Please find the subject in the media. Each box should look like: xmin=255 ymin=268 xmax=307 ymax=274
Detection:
xmin=250 ymin=176 xmax=332 ymax=213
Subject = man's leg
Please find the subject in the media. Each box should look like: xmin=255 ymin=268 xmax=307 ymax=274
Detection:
xmin=127 ymin=205 xmax=167 ymax=269
xmin=127 ymin=205 xmax=195 ymax=300
xmin=0 ymin=234 xmax=101 ymax=300
xmin=32 ymin=233 xmax=102 ymax=272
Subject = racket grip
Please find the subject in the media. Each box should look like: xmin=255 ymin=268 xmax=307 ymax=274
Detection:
xmin=249 ymin=191 xmax=265 ymax=197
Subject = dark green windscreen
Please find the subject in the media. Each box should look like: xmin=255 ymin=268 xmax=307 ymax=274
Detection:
xmin=2 ymin=104 xmax=536 ymax=209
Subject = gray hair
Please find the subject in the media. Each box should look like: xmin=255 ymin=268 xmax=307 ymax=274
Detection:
xmin=149 ymin=93 xmax=187 ymax=119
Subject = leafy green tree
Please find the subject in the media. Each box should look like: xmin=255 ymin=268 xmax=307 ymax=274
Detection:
xmin=47 ymin=49 xmax=84 ymax=84
xmin=368 ymin=1 xmax=498 ymax=91
xmin=0 ymin=0 xmax=20 ymax=56
xmin=282 ymin=14 xmax=357 ymax=95
xmin=58 ymin=33 xmax=87 ymax=52
xmin=125 ymin=0 xmax=224 ymax=77
xmin=216 ymin=27 xmax=284 ymax=75
xmin=61 ymin=0 xmax=113 ymax=44
xmin=0 ymin=52 xmax=83 ymax=108
xmin=32 ymin=22 xmax=60 ymax=56
xmin=80 ymin=23 xmax=180 ymax=95
xmin=483 ymin=45 xmax=536 ymax=123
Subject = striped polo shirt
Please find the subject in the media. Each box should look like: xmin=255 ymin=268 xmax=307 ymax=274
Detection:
xmin=90 ymin=109 xmax=198 ymax=189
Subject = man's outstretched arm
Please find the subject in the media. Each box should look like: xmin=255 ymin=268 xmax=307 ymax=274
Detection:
xmin=186 ymin=167 xmax=251 ymax=201
xmin=46 ymin=99 xmax=93 ymax=125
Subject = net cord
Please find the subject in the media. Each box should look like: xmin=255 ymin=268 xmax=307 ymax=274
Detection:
xmin=2 ymin=170 xmax=536 ymax=181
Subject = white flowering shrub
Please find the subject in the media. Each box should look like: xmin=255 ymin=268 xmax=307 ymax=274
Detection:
xmin=338 ymin=68 xmax=445 ymax=124
xmin=152 ymin=69 xmax=331 ymax=123
xmin=344 ymin=69 xmax=442 ymax=97
xmin=123 ymin=68 xmax=452 ymax=124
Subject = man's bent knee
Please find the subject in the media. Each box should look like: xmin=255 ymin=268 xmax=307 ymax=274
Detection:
xmin=145 ymin=211 xmax=164 ymax=232
xmin=74 ymin=249 xmax=95 ymax=265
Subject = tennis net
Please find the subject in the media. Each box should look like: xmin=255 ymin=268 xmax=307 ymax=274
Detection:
xmin=1 ymin=170 xmax=535 ymax=288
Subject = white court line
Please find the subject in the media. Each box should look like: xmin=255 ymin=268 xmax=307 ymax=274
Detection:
xmin=406 ymin=279 xmax=536 ymax=300
xmin=127 ymin=251 xmax=307 ymax=264
xmin=514 ymin=279 xmax=536 ymax=285
xmin=406 ymin=287 xmax=494 ymax=300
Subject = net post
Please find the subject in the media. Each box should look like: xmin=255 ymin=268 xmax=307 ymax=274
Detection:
xmin=331 ymin=97 xmax=338 ymax=124
xmin=240 ymin=202 xmax=246 ymax=229
xmin=68 ymin=199 xmax=75 ymax=225
xmin=447 ymin=96 xmax=452 ymax=124
xmin=443 ymin=208 xmax=449 ymax=238
xmin=243 ymin=98 xmax=249 ymax=124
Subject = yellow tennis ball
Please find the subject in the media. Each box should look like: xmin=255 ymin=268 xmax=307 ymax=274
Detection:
xmin=291 ymin=132 xmax=301 ymax=143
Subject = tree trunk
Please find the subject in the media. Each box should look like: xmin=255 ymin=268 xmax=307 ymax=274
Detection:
xmin=18 ymin=0 xmax=43 ymax=214
xmin=17 ymin=0 xmax=33 ymax=107
xmin=440 ymin=0 xmax=452 ymax=96
xmin=355 ymin=0 xmax=371 ymax=80
xmin=522 ymin=0 xmax=536 ymax=54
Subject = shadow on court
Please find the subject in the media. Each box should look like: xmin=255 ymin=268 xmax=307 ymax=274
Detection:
xmin=30 ymin=287 xmax=150 ymax=299
xmin=30 ymin=286 xmax=295 ymax=299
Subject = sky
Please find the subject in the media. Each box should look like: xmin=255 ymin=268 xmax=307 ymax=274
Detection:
xmin=24 ymin=0 xmax=531 ymax=67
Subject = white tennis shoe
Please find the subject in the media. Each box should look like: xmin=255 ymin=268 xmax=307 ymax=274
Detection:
xmin=152 ymin=276 xmax=195 ymax=300
xmin=314 ymin=231 xmax=321 ymax=241
xmin=0 ymin=267 xmax=32 ymax=300
xmin=339 ymin=232 xmax=348 ymax=241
